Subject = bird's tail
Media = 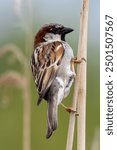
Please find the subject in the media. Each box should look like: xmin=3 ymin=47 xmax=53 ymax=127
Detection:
xmin=46 ymin=97 xmax=58 ymax=139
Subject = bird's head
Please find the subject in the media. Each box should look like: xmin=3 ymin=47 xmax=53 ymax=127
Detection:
xmin=34 ymin=23 xmax=74 ymax=48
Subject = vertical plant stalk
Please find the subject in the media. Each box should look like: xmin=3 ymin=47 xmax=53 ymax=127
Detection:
xmin=66 ymin=0 xmax=89 ymax=150
xmin=22 ymin=81 xmax=31 ymax=150
xmin=77 ymin=0 xmax=89 ymax=150
xmin=22 ymin=1 xmax=33 ymax=150
xmin=65 ymin=62 xmax=81 ymax=150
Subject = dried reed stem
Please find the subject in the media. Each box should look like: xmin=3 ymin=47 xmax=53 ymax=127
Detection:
xmin=65 ymin=70 xmax=80 ymax=150
xmin=22 ymin=80 xmax=31 ymax=150
xmin=66 ymin=0 xmax=89 ymax=150
xmin=76 ymin=0 xmax=89 ymax=150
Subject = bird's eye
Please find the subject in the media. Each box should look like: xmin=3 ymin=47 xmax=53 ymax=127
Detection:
xmin=51 ymin=28 xmax=57 ymax=33
xmin=50 ymin=26 xmax=63 ymax=34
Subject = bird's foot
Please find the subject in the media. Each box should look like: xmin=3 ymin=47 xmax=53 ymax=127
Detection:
xmin=72 ymin=57 xmax=86 ymax=64
xmin=60 ymin=103 xmax=79 ymax=116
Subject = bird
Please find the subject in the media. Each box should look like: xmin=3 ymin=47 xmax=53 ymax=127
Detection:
xmin=30 ymin=23 xmax=80 ymax=139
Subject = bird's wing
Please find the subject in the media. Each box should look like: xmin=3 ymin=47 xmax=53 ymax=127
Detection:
xmin=31 ymin=41 xmax=65 ymax=105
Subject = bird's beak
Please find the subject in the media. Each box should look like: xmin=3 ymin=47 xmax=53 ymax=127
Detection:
xmin=62 ymin=27 xmax=74 ymax=34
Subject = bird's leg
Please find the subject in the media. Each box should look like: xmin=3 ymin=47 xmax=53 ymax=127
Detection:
xmin=71 ymin=57 xmax=86 ymax=64
xmin=70 ymin=59 xmax=76 ymax=75
xmin=70 ymin=57 xmax=86 ymax=75
xmin=64 ymin=57 xmax=86 ymax=115
xmin=60 ymin=103 xmax=76 ymax=113
xmin=60 ymin=103 xmax=79 ymax=116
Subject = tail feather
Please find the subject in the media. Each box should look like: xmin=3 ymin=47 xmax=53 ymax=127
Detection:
xmin=46 ymin=98 xmax=58 ymax=139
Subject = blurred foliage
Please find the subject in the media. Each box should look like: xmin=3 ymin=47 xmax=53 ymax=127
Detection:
xmin=0 ymin=0 xmax=99 ymax=150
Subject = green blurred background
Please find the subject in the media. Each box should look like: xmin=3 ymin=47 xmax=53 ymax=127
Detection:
xmin=0 ymin=0 xmax=99 ymax=150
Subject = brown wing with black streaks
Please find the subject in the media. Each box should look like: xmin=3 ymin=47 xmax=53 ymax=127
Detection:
xmin=30 ymin=41 xmax=65 ymax=105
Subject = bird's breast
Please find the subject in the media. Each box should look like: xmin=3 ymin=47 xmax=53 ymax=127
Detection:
xmin=62 ymin=42 xmax=74 ymax=59
xmin=56 ymin=42 xmax=75 ymax=98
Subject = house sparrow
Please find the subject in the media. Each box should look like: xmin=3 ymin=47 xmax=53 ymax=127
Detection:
xmin=31 ymin=23 xmax=77 ymax=139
